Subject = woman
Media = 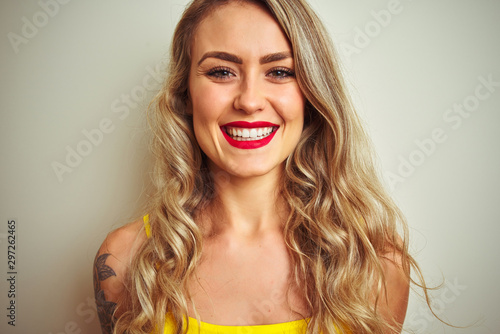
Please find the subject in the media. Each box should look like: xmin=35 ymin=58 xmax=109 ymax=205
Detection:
xmin=93 ymin=0 xmax=423 ymax=333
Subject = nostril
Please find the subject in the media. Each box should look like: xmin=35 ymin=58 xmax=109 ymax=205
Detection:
xmin=233 ymin=95 xmax=266 ymax=114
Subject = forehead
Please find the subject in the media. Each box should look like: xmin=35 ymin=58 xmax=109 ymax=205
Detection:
xmin=191 ymin=2 xmax=292 ymax=60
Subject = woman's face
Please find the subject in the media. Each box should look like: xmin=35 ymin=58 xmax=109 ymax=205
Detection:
xmin=189 ymin=2 xmax=305 ymax=179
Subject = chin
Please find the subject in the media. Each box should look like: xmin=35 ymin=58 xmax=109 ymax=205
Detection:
xmin=225 ymin=161 xmax=283 ymax=179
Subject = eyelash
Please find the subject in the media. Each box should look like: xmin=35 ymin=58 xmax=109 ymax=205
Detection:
xmin=267 ymin=67 xmax=295 ymax=79
xmin=206 ymin=66 xmax=234 ymax=80
xmin=205 ymin=66 xmax=295 ymax=80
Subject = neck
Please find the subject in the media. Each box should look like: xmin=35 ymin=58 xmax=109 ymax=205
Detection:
xmin=202 ymin=164 xmax=287 ymax=239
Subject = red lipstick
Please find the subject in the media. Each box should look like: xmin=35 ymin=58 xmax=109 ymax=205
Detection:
xmin=220 ymin=121 xmax=279 ymax=149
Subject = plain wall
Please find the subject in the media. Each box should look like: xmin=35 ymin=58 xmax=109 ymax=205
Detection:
xmin=1 ymin=0 xmax=498 ymax=333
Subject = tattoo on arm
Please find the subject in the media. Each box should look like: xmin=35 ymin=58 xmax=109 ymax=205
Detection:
xmin=93 ymin=253 xmax=118 ymax=334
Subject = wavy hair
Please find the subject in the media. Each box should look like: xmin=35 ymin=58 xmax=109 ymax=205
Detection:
xmin=114 ymin=0 xmax=436 ymax=333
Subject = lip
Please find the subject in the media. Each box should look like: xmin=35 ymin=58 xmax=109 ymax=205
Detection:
xmin=220 ymin=121 xmax=280 ymax=150
xmin=221 ymin=121 xmax=279 ymax=128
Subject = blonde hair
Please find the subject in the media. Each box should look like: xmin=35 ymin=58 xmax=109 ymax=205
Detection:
xmin=114 ymin=0 xmax=434 ymax=333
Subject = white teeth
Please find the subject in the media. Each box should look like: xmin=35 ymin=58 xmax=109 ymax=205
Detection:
xmin=225 ymin=126 xmax=277 ymax=141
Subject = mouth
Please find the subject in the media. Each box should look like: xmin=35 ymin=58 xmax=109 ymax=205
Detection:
xmin=223 ymin=126 xmax=278 ymax=141
xmin=220 ymin=121 xmax=279 ymax=149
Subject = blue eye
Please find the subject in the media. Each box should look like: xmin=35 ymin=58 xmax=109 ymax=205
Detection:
xmin=207 ymin=67 xmax=234 ymax=79
xmin=268 ymin=67 xmax=295 ymax=79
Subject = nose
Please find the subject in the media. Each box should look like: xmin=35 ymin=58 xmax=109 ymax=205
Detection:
xmin=233 ymin=75 xmax=266 ymax=114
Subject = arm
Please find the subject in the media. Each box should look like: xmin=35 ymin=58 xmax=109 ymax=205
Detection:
xmin=376 ymin=246 xmax=411 ymax=334
xmin=93 ymin=252 xmax=119 ymax=334
xmin=93 ymin=220 xmax=146 ymax=334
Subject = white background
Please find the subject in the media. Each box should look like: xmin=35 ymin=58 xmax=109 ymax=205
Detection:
xmin=1 ymin=0 xmax=499 ymax=333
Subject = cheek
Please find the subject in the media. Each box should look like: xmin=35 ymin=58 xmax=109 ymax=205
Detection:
xmin=190 ymin=83 xmax=232 ymax=152
xmin=275 ymin=87 xmax=306 ymax=122
xmin=191 ymin=83 xmax=229 ymax=123
xmin=191 ymin=93 xmax=215 ymax=139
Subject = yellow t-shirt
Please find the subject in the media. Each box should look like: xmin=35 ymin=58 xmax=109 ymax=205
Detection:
xmin=164 ymin=313 xmax=310 ymax=334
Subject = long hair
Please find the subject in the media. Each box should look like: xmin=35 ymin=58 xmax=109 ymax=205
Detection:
xmin=114 ymin=0 xmax=433 ymax=333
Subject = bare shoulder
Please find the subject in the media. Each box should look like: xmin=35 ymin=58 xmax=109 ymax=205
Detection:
xmin=97 ymin=218 xmax=147 ymax=269
xmin=93 ymin=218 xmax=147 ymax=334
xmin=377 ymin=236 xmax=411 ymax=333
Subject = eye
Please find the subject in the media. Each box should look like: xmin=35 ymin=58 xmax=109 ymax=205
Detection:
xmin=267 ymin=67 xmax=295 ymax=80
xmin=206 ymin=66 xmax=235 ymax=80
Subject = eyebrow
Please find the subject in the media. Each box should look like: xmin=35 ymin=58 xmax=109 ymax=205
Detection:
xmin=197 ymin=51 xmax=292 ymax=66
xmin=259 ymin=51 xmax=292 ymax=64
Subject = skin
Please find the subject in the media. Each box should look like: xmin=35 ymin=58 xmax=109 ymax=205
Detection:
xmin=188 ymin=1 xmax=304 ymax=236
xmin=93 ymin=2 xmax=409 ymax=333
xmin=186 ymin=1 xmax=308 ymax=324
xmin=378 ymin=249 xmax=411 ymax=333
xmin=93 ymin=253 xmax=117 ymax=333
xmin=189 ymin=4 xmax=305 ymax=182
xmin=93 ymin=221 xmax=146 ymax=334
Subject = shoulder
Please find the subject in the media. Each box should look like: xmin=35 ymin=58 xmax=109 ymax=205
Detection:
xmin=94 ymin=218 xmax=148 ymax=291
xmin=93 ymin=218 xmax=148 ymax=331
xmin=376 ymin=237 xmax=411 ymax=332
xmin=97 ymin=218 xmax=148 ymax=270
